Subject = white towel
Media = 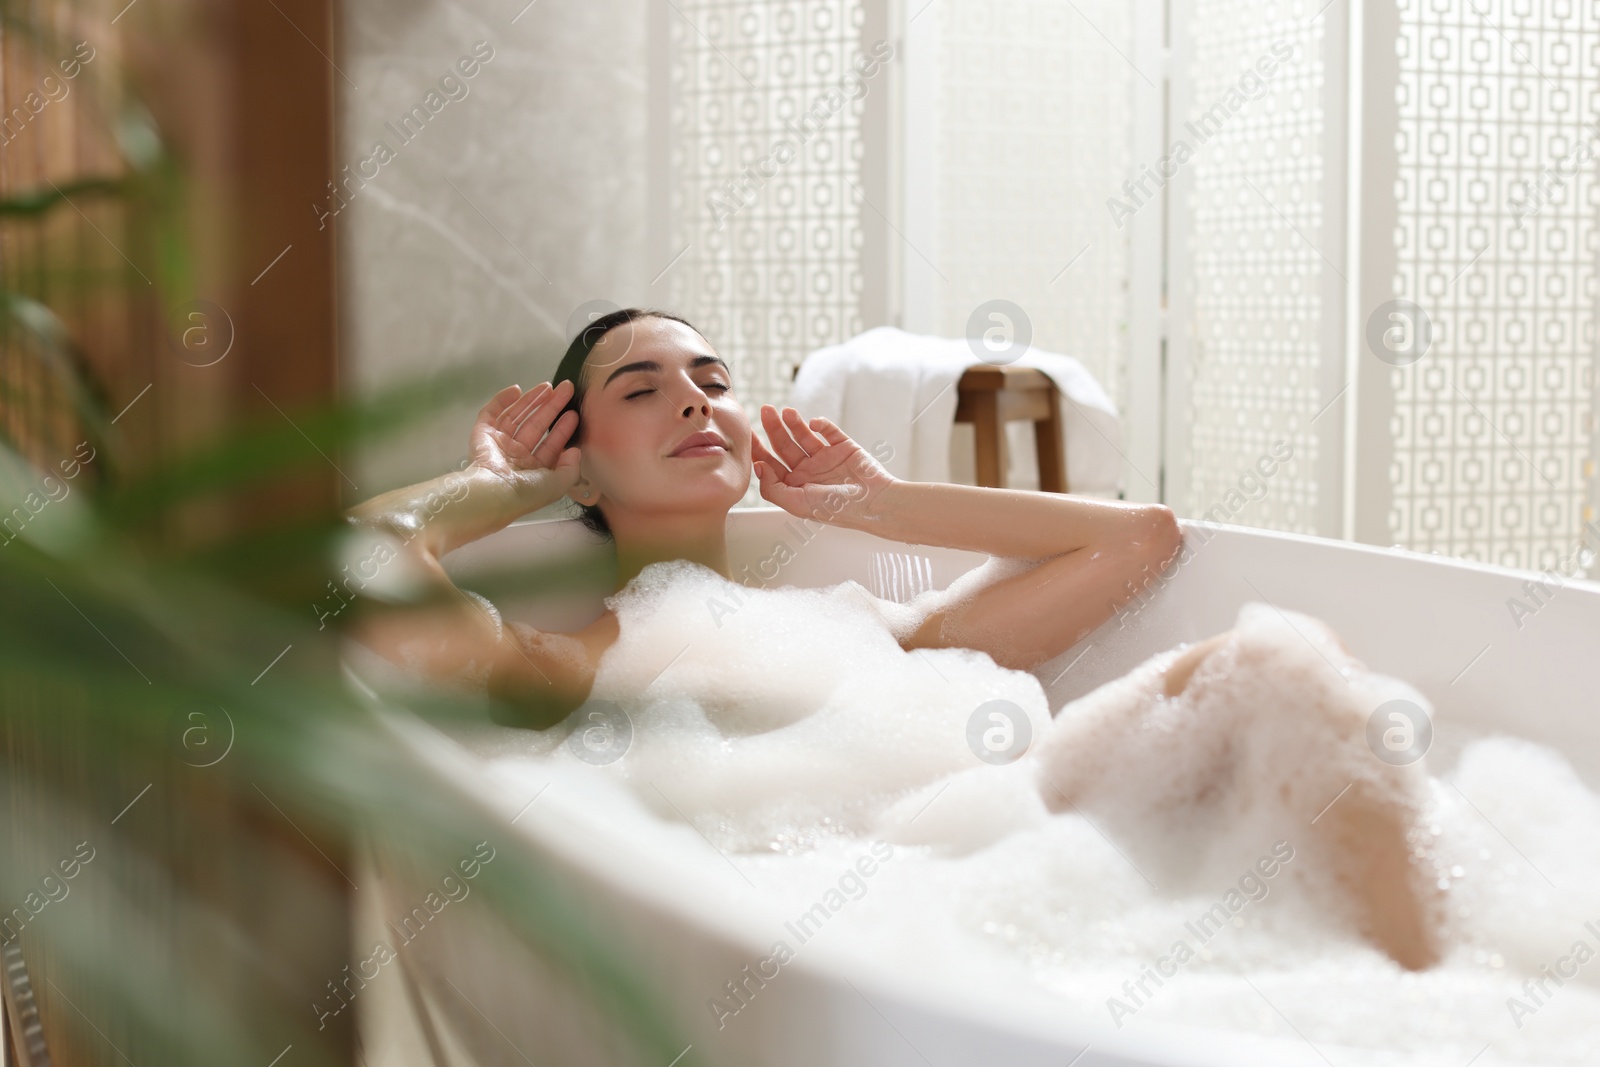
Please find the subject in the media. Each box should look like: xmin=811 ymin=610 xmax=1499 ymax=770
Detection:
xmin=785 ymin=325 xmax=1124 ymax=495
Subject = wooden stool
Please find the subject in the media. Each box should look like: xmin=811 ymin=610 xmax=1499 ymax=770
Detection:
xmin=786 ymin=362 xmax=1069 ymax=493
xmin=954 ymin=365 xmax=1068 ymax=493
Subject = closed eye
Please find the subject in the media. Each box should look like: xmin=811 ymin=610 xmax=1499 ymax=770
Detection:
xmin=625 ymin=381 xmax=731 ymax=400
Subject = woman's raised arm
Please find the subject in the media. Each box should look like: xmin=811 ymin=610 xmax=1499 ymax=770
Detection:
xmin=342 ymin=381 xmax=585 ymax=700
xmin=752 ymin=404 xmax=1183 ymax=670
xmin=348 ymin=381 xmax=581 ymax=556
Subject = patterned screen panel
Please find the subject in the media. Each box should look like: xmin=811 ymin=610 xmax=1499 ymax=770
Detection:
xmin=1390 ymin=0 xmax=1600 ymax=574
xmin=664 ymin=0 xmax=873 ymax=414
xmin=1180 ymin=1 xmax=1330 ymax=534
xmin=922 ymin=0 xmax=1135 ymax=421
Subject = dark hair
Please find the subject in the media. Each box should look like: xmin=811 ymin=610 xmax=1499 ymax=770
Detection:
xmin=551 ymin=307 xmax=703 ymax=540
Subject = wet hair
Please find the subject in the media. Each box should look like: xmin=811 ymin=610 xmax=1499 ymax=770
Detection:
xmin=550 ymin=307 xmax=703 ymax=540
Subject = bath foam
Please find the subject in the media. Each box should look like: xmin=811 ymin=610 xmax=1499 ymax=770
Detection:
xmin=1029 ymin=600 xmax=1440 ymax=937
xmin=480 ymin=561 xmax=1600 ymax=1063
xmin=568 ymin=557 xmax=1053 ymax=852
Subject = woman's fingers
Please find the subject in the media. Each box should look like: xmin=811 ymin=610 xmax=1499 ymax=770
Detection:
xmin=780 ymin=406 xmax=829 ymax=457
xmin=757 ymin=405 xmax=805 ymax=467
xmin=751 ymin=435 xmax=821 ymax=516
xmin=478 ymin=384 xmax=525 ymax=423
xmin=807 ymin=415 xmax=851 ymax=448
xmin=500 ymin=381 xmax=553 ymax=432
xmin=749 ymin=433 xmax=790 ymax=479
xmin=752 ymin=454 xmax=803 ymax=510
xmin=759 ymin=404 xmax=815 ymax=469
xmin=529 ymin=409 xmax=578 ymax=470
xmin=509 ymin=380 xmax=573 ymax=449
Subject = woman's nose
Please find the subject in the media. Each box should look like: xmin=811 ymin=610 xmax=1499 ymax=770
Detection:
xmin=672 ymin=375 xmax=715 ymax=417
xmin=679 ymin=387 xmax=711 ymax=418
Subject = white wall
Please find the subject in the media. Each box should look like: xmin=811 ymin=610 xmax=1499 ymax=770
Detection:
xmin=338 ymin=0 xmax=652 ymax=494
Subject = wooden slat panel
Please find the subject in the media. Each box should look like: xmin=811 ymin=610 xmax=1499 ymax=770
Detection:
xmin=1 ymin=0 xmax=348 ymax=1062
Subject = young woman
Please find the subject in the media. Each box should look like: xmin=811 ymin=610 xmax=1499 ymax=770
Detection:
xmin=346 ymin=307 xmax=1441 ymax=972
xmin=346 ymin=307 xmax=1186 ymax=721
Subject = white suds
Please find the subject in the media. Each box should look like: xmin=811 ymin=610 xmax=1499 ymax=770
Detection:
xmin=473 ymin=561 xmax=1600 ymax=1064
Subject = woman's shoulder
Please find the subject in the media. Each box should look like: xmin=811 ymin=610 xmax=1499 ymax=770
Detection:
xmin=494 ymin=608 xmax=620 ymax=724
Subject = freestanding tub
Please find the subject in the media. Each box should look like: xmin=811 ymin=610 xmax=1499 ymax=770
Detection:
xmin=352 ymin=506 xmax=1600 ymax=1067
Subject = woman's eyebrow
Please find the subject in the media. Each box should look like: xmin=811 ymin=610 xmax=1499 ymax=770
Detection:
xmin=691 ymin=354 xmax=731 ymax=376
xmin=603 ymin=353 xmax=730 ymax=388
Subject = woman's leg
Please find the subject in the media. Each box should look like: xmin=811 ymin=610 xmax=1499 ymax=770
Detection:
xmin=1317 ymin=781 xmax=1442 ymax=970
xmin=1161 ymin=627 xmax=1442 ymax=970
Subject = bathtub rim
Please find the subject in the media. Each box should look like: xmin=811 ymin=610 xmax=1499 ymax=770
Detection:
xmin=496 ymin=504 xmax=1600 ymax=596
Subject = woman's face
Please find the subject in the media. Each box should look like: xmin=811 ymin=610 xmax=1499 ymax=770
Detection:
xmin=574 ymin=316 xmax=751 ymax=523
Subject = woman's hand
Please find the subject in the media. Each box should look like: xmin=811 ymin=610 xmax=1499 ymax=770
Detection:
xmin=469 ymin=381 xmax=582 ymax=496
xmin=751 ymin=404 xmax=898 ymax=527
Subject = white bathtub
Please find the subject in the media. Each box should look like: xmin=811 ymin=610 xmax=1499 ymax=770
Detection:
xmin=355 ymin=506 xmax=1600 ymax=1067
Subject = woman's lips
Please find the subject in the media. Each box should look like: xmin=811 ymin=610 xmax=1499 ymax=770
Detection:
xmin=669 ymin=429 xmax=730 ymax=457
xmin=671 ymin=443 xmax=727 ymax=458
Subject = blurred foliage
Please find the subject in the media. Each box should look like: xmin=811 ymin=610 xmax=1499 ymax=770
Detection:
xmin=0 ymin=3 xmax=691 ymax=1065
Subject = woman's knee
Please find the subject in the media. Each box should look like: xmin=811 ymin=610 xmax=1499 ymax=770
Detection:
xmin=1161 ymin=629 xmax=1233 ymax=698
